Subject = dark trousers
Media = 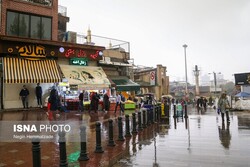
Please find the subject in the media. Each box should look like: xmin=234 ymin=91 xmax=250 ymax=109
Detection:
xmin=21 ymin=96 xmax=28 ymax=108
xmin=115 ymin=102 xmax=124 ymax=113
xmin=78 ymin=100 xmax=84 ymax=112
xmin=37 ymin=96 xmax=42 ymax=106
xmin=221 ymin=111 xmax=229 ymax=122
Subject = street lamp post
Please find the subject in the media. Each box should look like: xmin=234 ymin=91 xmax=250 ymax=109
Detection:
xmin=183 ymin=44 xmax=188 ymax=97
xmin=209 ymin=72 xmax=221 ymax=97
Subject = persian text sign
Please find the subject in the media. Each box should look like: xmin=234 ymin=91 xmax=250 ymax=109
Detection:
xmin=69 ymin=58 xmax=88 ymax=66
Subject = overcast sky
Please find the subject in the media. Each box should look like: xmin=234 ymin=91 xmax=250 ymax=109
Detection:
xmin=59 ymin=0 xmax=250 ymax=84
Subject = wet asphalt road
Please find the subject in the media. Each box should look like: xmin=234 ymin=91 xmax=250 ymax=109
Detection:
xmin=112 ymin=107 xmax=250 ymax=167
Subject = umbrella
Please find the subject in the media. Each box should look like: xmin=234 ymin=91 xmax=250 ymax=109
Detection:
xmin=235 ymin=92 xmax=250 ymax=97
xmin=162 ymin=94 xmax=173 ymax=98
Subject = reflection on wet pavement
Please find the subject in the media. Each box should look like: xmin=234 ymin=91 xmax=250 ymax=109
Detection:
xmin=0 ymin=107 xmax=250 ymax=167
xmin=113 ymin=109 xmax=250 ymax=167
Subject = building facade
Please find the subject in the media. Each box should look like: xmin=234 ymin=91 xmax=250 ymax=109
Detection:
xmin=133 ymin=64 xmax=169 ymax=100
xmin=0 ymin=0 xmax=106 ymax=109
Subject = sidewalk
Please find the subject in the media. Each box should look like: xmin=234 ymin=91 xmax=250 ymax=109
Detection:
xmin=0 ymin=108 xmax=158 ymax=167
xmin=2 ymin=107 xmax=250 ymax=167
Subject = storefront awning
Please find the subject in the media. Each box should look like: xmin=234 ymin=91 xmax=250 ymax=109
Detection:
xmin=59 ymin=65 xmax=111 ymax=89
xmin=4 ymin=57 xmax=62 ymax=83
xmin=110 ymin=76 xmax=140 ymax=91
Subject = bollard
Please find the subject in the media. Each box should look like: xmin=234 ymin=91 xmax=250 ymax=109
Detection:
xmin=142 ymin=109 xmax=147 ymax=128
xmin=95 ymin=122 xmax=104 ymax=153
xmin=147 ymin=109 xmax=151 ymax=125
xmin=184 ymin=104 xmax=188 ymax=118
xmin=156 ymin=105 xmax=160 ymax=121
xmin=32 ymin=138 xmax=41 ymax=167
xmin=108 ymin=119 xmax=116 ymax=146
xmin=173 ymin=104 xmax=177 ymax=118
xmin=118 ymin=116 xmax=125 ymax=141
xmin=174 ymin=117 xmax=177 ymax=129
xmin=78 ymin=125 xmax=89 ymax=161
xmin=154 ymin=106 xmax=158 ymax=122
xmin=132 ymin=113 xmax=138 ymax=134
xmin=158 ymin=105 xmax=162 ymax=120
xmin=151 ymin=107 xmax=155 ymax=124
xmin=166 ymin=104 xmax=170 ymax=117
xmin=185 ymin=117 xmax=188 ymax=129
xmin=58 ymin=131 xmax=68 ymax=167
xmin=138 ymin=111 xmax=143 ymax=131
xmin=125 ymin=114 xmax=132 ymax=137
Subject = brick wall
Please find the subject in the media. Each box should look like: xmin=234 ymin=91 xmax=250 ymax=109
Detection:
xmin=1 ymin=0 xmax=58 ymax=41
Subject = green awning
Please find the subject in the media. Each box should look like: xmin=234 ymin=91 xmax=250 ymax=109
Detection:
xmin=110 ymin=76 xmax=140 ymax=91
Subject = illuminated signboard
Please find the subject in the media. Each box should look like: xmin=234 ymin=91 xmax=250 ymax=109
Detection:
xmin=234 ymin=73 xmax=250 ymax=85
xmin=69 ymin=58 xmax=88 ymax=66
xmin=5 ymin=44 xmax=56 ymax=59
xmin=59 ymin=47 xmax=103 ymax=60
xmin=1 ymin=40 xmax=103 ymax=60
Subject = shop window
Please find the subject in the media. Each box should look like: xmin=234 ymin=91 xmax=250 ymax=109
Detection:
xmin=6 ymin=11 xmax=52 ymax=40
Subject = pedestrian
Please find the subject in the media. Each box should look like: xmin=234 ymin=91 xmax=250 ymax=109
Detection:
xmin=35 ymin=83 xmax=43 ymax=108
xmin=203 ymin=97 xmax=208 ymax=111
xmin=19 ymin=85 xmax=29 ymax=109
xmin=218 ymin=92 xmax=230 ymax=123
xmin=90 ymin=92 xmax=98 ymax=113
xmin=78 ymin=90 xmax=84 ymax=112
xmin=95 ymin=92 xmax=100 ymax=112
xmin=49 ymin=88 xmax=60 ymax=120
xmin=114 ymin=92 xmax=124 ymax=114
xmin=103 ymin=92 xmax=110 ymax=112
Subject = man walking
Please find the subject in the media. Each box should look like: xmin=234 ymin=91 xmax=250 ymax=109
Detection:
xmin=114 ymin=92 xmax=124 ymax=114
xmin=19 ymin=85 xmax=29 ymax=109
xmin=36 ymin=83 xmax=43 ymax=108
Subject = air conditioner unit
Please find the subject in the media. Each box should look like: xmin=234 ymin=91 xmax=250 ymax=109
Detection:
xmin=64 ymin=31 xmax=77 ymax=43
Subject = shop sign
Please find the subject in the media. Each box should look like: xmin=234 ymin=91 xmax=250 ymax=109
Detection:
xmin=70 ymin=84 xmax=78 ymax=91
xmin=69 ymin=58 xmax=88 ymax=66
xmin=150 ymin=71 xmax=156 ymax=86
xmin=8 ymin=44 xmax=56 ymax=59
xmin=59 ymin=47 xmax=103 ymax=60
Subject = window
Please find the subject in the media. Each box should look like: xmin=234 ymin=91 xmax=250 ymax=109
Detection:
xmin=30 ymin=15 xmax=40 ymax=39
xmin=19 ymin=13 xmax=29 ymax=37
xmin=41 ymin=17 xmax=52 ymax=40
xmin=6 ymin=11 xmax=52 ymax=40
xmin=6 ymin=11 xmax=18 ymax=36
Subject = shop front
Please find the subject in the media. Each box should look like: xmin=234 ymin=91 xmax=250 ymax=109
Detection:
xmin=109 ymin=76 xmax=140 ymax=111
xmin=0 ymin=38 xmax=64 ymax=109
xmin=2 ymin=57 xmax=62 ymax=109
xmin=59 ymin=65 xmax=111 ymax=111
xmin=0 ymin=36 xmax=106 ymax=109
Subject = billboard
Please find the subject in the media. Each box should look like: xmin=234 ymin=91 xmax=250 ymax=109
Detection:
xmin=234 ymin=73 xmax=250 ymax=85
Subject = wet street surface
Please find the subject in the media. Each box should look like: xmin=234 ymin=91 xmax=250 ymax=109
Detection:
xmin=113 ymin=108 xmax=250 ymax=167
xmin=0 ymin=107 xmax=250 ymax=167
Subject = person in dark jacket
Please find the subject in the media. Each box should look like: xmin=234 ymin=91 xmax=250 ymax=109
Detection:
xmin=35 ymin=83 xmax=43 ymax=108
xmin=103 ymin=92 xmax=110 ymax=112
xmin=19 ymin=85 xmax=29 ymax=109
xmin=49 ymin=88 xmax=59 ymax=120
xmin=78 ymin=91 xmax=84 ymax=112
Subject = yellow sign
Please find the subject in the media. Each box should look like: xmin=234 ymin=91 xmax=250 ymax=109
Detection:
xmin=17 ymin=45 xmax=46 ymax=58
